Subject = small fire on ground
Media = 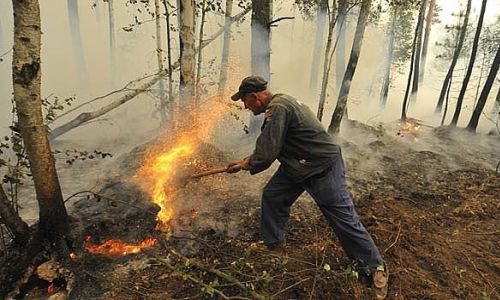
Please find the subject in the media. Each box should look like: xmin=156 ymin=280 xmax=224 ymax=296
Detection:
xmin=84 ymin=236 xmax=157 ymax=256
xmin=82 ymin=93 xmax=232 ymax=257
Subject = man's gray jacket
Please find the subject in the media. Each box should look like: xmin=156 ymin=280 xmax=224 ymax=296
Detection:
xmin=249 ymin=93 xmax=341 ymax=182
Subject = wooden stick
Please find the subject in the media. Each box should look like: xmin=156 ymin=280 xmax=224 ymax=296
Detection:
xmin=190 ymin=167 xmax=228 ymax=179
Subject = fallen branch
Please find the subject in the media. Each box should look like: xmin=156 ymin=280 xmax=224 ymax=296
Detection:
xmin=269 ymin=16 xmax=294 ymax=26
xmin=383 ymin=222 xmax=402 ymax=254
xmin=168 ymin=249 xmax=267 ymax=300
xmin=463 ymin=252 xmax=498 ymax=297
xmin=155 ymin=257 xmax=252 ymax=300
xmin=53 ymin=74 xmax=157 ymax=121
xmin=49 ymin=6 xmax=252 ymax=140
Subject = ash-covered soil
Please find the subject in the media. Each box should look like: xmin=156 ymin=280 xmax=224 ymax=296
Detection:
xmin=10 ymin=120 xmax=499 ymax=299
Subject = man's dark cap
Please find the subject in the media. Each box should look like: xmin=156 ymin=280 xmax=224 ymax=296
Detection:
xmin=231 ymin=76 xmax=268 ymax=101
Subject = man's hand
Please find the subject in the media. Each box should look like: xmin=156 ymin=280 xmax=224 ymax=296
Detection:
xmin=226 ymin=157 xmax=251 ymax=173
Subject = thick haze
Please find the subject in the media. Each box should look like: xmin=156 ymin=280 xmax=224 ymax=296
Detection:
xmin=0 ymin=0 xmax=499 ymax=142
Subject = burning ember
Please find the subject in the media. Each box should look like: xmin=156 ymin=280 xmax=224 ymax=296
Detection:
xmin=69 ymin=252 xmax=77 ymax=261
xmin=47 ymin=283 xmax=56 ymax=295
xmin=84 ymin=236 xmax=157 ymax=256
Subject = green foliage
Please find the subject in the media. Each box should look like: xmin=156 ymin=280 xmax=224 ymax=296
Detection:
xmin=41 ymin=95 xmax=76 ymax=123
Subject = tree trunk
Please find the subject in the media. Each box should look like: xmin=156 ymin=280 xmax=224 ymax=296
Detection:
xmin=317 ymin=0 xmax=339 ymax=121
xmin=451 ymin=0 xmax=488 ymax=126
xmin=401 ymin=12 xmax=420 ymax=120
xmin=435 ymin=0 xmax=471 ymax=114
xmin=419 ymin=0 xmax=435 ymax=83
xmin=249 ymin=0 xmax=272 ymax=133
xmin=107 ymin=0 xmax=116 ymax=86
xmin=251 ymin=0 xmax=272 ymax=81
xmin=467 ymin=44 xmax=500 ymax=131
xmin=490 ymin=87 xmax=499 ymax=122
xmin=379 ymin=8 xmax=396 ymax=108
xmin=179 ymin=0 xmax=196 ymax=107
xmin=410 ymin=0 xmax=428 ymax=104
xmin=335 ymin=0 xmax=347 ymax=89
xmin=328 ymin=0 xmax=371 ymax=134
xmin=67 ymin=0 xmax=88 ymax=85
xmin=155 ymin=0 xmax=167 ymax=124
xmin=309 ymin=0 xmax=328 ymax=92
xmin=218 ymin=0 xmax=233 ymax=94
xmin=163 ymin=0 xmax=174 ymax=123
xmin=0 ymin=184 xmax=29 ymax=244
xmin=11 ymin=0 xmax=69 ymax=246
xmin=441 ymin=74 xmax=452 ymax=126
xmin=195 ymin=0 xmax=207 ymax=102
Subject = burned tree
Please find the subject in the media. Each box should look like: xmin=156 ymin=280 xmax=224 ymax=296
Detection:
xmin=451 ymin=0 xmax=488 ymax=126
xmin=467 ymin=44 xmax=500 ymax=131
xmin=328 ymin=0 xmax=371 ymax=134
xmin=0 ymin=185 xmax=29 ymax=244
xmin=309 ymin=0 xmax=328 ymax=92
xmin=435 ymin=0 xmax=471 ymax=114
xmin=11 ymin=0 xmax=69 ymax=251
xmin=409 ymin=0 xmax=427 ymax=104
xmin=419 ymin=0 xmax=436 ymax=83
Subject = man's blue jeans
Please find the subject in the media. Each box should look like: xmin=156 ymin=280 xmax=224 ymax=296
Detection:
xmin=261 ymin=154 xmax=384 ymax=271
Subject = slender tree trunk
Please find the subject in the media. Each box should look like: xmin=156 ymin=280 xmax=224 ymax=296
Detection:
xmin=0 ymin=184 xmax=29 ymax=244
xmin=410 ymin=0 xmax=428 ymax=104
xmin=467 ymin=44 xmax=500 ymax=131
xmin=401 ymin=10 xmax=420 ymax=121
xmin=12 ymin=0 xmax=69 ymax=246
xmin=179 ymin=0 xmax=196 ymax=107
xmin=250 ymin=0 xmax=272 ymax=133
xmin=380 ymin=8 xmax=396 ymax=108
xmin=451 ymin=0 xmax=488 ymax=126
xmin=218 ymin=0 xmax=233 ymax=94
xmin=309 ymin=0 xmax=328 ymax=92
xmin=435 ymin=0 xmax=471 ymax=114
xmin=317 ymin=0 xmax=339 ymax=121
xmin=155 ymin=0 xmax=167 ymax=124
xmin=107 ymin=0 xmax=116 ymax=86
xmin=335 ymin=0 xmax=347 ymax=89
xmin=419 ymin=0 xmax=435 ymax=83
xmin=67 ymin=0 xmax=88 ymax=85
xmin=251 ymin=0 xmax=272 ymax=80
xmin=441 ymin=75 xmax=452 ymax=126
xmin=328 ymin=0 xmax=371 ymax=134
xmin=490 ymin=87 xmax=499 ymax=122
xmin=163 ymin=0 xmax=174 ymax=122
xmin=474 ymin=50 xmax=486 ymax=107
xmin=195 ymin=0 xmax=207 ymax=102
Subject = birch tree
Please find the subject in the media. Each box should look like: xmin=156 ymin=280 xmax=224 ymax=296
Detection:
xmin=435 ymin=0 xmax=471 ymax=114
xmin=218 ymin=0 xmax=233 ymax=94
xmin=451 ymin=0 xmax=488 ymax=126
xmin=328 ymin=0 xmax=371 ymax=134
xmin=155 ymin=0 xmax=167 ymax=123
xmin=12 ymin=0 xmax=69 ymax=253
xmin=179 ymin=0 xmax=196 ymax=106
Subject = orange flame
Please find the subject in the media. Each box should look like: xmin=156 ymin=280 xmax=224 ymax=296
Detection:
xmin=84 ymin=235 xmax=157 ymax=256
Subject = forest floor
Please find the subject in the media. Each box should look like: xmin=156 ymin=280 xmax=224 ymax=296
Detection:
xmin=4 ymin=119 xmax=500 ymax=299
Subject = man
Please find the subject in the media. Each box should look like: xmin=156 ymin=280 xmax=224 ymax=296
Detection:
xmin=226 ymin=76 xmax=388 ymax=297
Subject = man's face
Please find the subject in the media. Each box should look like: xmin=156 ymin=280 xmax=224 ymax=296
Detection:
xmin=242 ymin=93 xmax=265 ymax=115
